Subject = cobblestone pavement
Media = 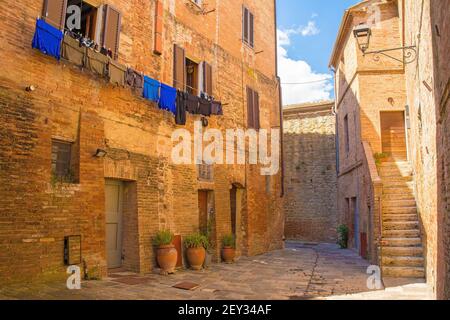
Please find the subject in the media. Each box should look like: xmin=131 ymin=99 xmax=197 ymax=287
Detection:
xmin=0 ymin=242 xmax=432 ymax=300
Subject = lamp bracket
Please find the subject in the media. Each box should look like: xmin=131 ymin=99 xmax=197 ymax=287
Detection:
xmin=363 ymin=45 xmax=417 ymax=65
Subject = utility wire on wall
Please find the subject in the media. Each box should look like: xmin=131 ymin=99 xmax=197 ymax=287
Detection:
xmin=281 ymin=78 xmax=331 ymax=85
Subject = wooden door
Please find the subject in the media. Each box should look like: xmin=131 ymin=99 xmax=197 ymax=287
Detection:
xmin=380 ymin=111 xmax=407 ymax=160
xmin=105 ymin=180 xmax=123 ymax=269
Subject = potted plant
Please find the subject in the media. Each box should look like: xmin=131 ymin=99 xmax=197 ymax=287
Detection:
xmin=337 ymin=224 xmax=349 ymax=249
xmin=153 ymin=230 xmax=177 ymax=275
xmin=184 ymin=233 xmax=209 ymax=270
xmin=221 ymin=234 xmax=236 ymax=264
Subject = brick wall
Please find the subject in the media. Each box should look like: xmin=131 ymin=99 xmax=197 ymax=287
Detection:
xmin=332 ymin=0 xmax=406 ymax=261
xmin=283 ymin=102 xmax=337 ymax=243
xmin=402 ymin=0 xmax=450 ymax=299
xmin=0 ymin=0 xmax=283 ymax=284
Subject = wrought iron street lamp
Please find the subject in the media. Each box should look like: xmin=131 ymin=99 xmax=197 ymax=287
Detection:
xmin=353 ymin=23 xmax=417 ymax=64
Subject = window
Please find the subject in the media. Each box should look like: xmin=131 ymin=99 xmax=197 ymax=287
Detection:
xmin=191 ymin=0 xmax=202 ymax=7
xmin=202 ymin=62 xmax=213 ymax=96
xmin=242 ymin=6 xmax=254 ymax=48
xmin=246 ymin=87 xmax=260 ymax=129
xmin=186 ymin=58 xmax=199 ymax=95
xmin=42 ymin=0 xmax=122 ymax=60
xmin=51 ymin=140 xmax=73 ymax=180
xmin=344 ymin=114 xmax=350 ymax=155
xmin=66 ymin=0 xmax=98 ymax=40
xmin=198 ymin=162 xmax=214 ymax=181
xmin=173 ymin=44 xmax=213 ymax=96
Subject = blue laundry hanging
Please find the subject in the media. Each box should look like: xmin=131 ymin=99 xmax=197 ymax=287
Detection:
xmin=32 ymin=19 xmax=64 ymax=61
xmin=143 ymin=76 xmax=160 ymax=102
xmin=159 ymin=83 xmax=177 ymax=115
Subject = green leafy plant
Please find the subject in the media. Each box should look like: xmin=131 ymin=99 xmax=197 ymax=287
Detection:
xmin=374 ymin=152 xmax=390 ymax=166
xmin=222 ymin=234 xmax=236 ymax=249
xmin=184 ymin=233 xmax=209 ymax=249
xmin=337 ymin=224 xmax=349 ymax=249
xmin=153 ymin=230 xmax=174 ymax=246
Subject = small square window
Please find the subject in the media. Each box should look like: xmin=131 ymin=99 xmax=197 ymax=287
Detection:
xmin=51 ymin=140 xmax=74 ymax=181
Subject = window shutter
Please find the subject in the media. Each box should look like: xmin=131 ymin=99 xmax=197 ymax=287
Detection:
xmin=154 ymin=0 xmax=163 ymax=55
xmin=247 ymin=87 xmax=254 ymax=128
xmin=243 ymin=6 xmax=249 ymax=44
xmin=42 ymin=0 xmax=68 ymax=30
xmin=203 ymin=62 xmax=213 ymax=95
xmin=249 ymin=12 xmax=254 ymax=47
xmin=102 ymin=5 xmax=122 ymax=60
xmin=253 ymin=91 xmax=260 ymax=129
xmin=173 ymin=44 xmax=186 ymax=90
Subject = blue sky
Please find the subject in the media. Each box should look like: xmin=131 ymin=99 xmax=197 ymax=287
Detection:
xmin=276 ymin=0 xmax=360 ymax=105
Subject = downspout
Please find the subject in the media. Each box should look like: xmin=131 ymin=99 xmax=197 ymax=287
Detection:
xmin=274 ymin=0 xmax=284 ymax=197
xmin=331 ymin=67 xmax=340 ymax=176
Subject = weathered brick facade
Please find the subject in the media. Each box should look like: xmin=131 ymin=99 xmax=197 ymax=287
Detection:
xmin=331 ymin=0 xmax=449 ymax=299
xmin=403 ymin=0 xmax=450 ymax=300
xmin=283 ymin=101 xmax=337 ymax=242
xmin=0 ymin=0 xmax=284 ymax=284
xmin=331 ymin=0 xmax=407 ymax=263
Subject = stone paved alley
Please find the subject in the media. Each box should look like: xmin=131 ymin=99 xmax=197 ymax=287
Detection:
xmin=0 ymin=242 xmax=432 ymax=300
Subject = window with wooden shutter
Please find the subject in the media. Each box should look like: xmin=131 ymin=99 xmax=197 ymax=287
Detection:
xmin=154 ymin=0 xmax=163 ymax=55
xmin=42 ymin=0 xmax=68 ymax=30
xmin=203 ymin=62 xmax=212 ymax=96
xmin=253 ymin=91 xmax=260 ymax=129
xmin=249 ymin=11 xmax=254 ymax=47
xmin=247 ymin=87 xmax=254 ymax=128
xmin=242 ymin=6 xmax=254 ymax=48
xmin=247 ymin=87 xmax=260 ymax=129
xmin=173 ymin=44 xmax=186 ymax=90
xmin=242 ymin=6 xmax=249 ymax=44
xmin=102 ymin=5 xmax=121 ymax=60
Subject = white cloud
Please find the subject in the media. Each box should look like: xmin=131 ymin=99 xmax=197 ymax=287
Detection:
xmin=277 ymin=29 xmax=333 ymax=106
xmin=299 ymin=21 xmax=320 ymax=36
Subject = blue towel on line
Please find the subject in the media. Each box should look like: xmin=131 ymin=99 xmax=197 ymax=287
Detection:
xmin=143 ymin=76 xmax=160 ymax=102
xmin=32 ymin=19 xmax=63 ymax=61
xmin=159 ymin=83 xmax=177 ymax=115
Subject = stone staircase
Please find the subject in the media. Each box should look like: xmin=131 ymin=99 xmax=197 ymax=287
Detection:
xmin=379 ymin=161 xmax=425 ymax=278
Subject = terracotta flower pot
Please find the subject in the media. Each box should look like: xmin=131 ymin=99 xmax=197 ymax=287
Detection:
xmin=156 ymin=244 xmax=178 ymax=274
xmin=186 ymin=247 xmax=206 ymax=270
xmin=221 ymin=246 xmax=236 ymax=264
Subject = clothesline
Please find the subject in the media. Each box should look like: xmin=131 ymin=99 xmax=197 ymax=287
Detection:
xmin=32 ymin=18 xmax=224 ymax=127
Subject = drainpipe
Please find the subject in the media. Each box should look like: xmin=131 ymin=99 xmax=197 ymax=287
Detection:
xmin=274 ymin=0 xmax=284 ymax=197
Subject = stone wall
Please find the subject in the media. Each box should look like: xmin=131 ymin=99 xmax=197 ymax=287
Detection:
xmin=283 ymin=102 xmax=337 ymax=243
xmin=0 ymin=0 xmax=283 ymax=284
xmin=402 ymin=0 xmax=450 ymax=299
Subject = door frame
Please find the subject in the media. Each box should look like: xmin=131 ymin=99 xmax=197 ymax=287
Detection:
xmin=379 ymin=110 xmax=408 ymax=161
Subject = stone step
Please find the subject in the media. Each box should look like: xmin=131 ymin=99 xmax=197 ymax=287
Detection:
xmin=383 ymin=221 xmax=419 ymax=231
xmin=383 ymin=206 xmax=417 ymax=214
xmin=382 ymin=183 xmax=414 ymax=192
xmin=382 ymin=176 xmax=414 ymax=183
xmin=382 ymin=246 xmax=423 ymax=257
xmin=383 ymin=214 xmax=418 ymax=222
xmin=379 ymin=161 xmax=410 ymax=167
xmin=382 ymin=237 xmax=422 ymax=247
xmin=382 ymin=256 xmax=424 ymax=267
xmin=383 ymin=199 xmax=417 ymax=208
xmin=382 ymin=266 xmax=425 ymax=278
xmin=379 ymin=168 xmax=413 ymax=177
xmin=382 ymin=193 xmax=415 ymax=200
xmin=383 ymin=229 xmax=421 ymax=238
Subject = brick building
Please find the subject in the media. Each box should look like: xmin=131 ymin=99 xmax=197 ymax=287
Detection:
xmin=0 ymin=0 xmax=284 ymax=284
xmin=283 ymin=101 xmax=337 ymax=243
xmin=330 ymin=0 xmax=449 ymax=299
